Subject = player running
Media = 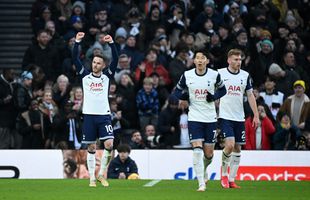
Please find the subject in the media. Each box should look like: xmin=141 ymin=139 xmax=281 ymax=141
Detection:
xmin=218 ymin=49 xmax=259 ymax=189
xmin=73 ymin=32 xmax=118 ymax=187
xmin=173 ymin=51 xmax=227 ymax=191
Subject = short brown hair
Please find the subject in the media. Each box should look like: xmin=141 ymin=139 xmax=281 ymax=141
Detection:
xmin=93 ymin=54 xmax=108 ymax=63
xmin=227 ymin=49 xmax=243 ymax=57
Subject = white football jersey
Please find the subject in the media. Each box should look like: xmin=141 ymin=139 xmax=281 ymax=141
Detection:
xmin=177 ymin=68 xmax=224 ymax=122
xmin=218 ymin=68 xmax=253 ymax=122
xmin=73 ymin=41 xmax=118 ymax=116
xmin=82 ymin=73 xmax=111 ymax=115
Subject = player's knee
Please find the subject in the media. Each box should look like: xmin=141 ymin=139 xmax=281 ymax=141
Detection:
xmin=225 ymin=143 xmax=234 ymax=153
xmin=104 ymin=140 xmax=113 ymax=151
xmin=87 ymin=144 xmax=96 ymax=152
xmin=205 ymin=151 xmax=213 ymax=159
xmin=233 ymin=144 xmax=241 ymax=153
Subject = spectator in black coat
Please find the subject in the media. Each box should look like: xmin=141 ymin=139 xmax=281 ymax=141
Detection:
xmin=157 ymin=95 xmax=181 ymax=148
xmin=22 ymin=30 xmax=61 ymax=82
xmin=14 ymin=71 xmax=33 ymax=114
xmin=107 ymin=144 xmax=139 ymax=179
xmin=0 ymin=69 xmax=17 ymax=149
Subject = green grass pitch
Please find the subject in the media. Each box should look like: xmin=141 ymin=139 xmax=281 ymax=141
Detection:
xmin=0 ymin=179 xmax=309 ymax=200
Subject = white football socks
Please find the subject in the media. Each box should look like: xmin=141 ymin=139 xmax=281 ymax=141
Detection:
xmin=221 ymin=150 xmax=231 ymax=177
xmin=203 ymin=155 xmax=213 ymax=180
xmin=87 ymin=151 xmax=96 ymax=181
xmin=193 ymin=148 xmax=204 ymax=187
xmin=98 ymin=149 xmax=112 ymax=177
xmin=229 ymin=152 xmax=241 ymax=182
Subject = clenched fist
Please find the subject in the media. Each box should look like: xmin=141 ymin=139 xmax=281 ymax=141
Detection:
xmin=75 ymin=32 xmax=85 ymax=41
xmin=103 ymin=35 xmax=113 ymax=43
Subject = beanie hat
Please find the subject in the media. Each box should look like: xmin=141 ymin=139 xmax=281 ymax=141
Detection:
xmin=204 ymin=0 xmax=215 ymax=9
xmin=92 ymin=41 xmax=103 ymax=52
xmin=21 ymin=71 xmax=33 ymax=80
xmin=269 ymin=63 xmax=283 ymax=75
xmin=293 ymin=80 xmax=306 ymax=90
xmin=72 ymin=1 xmax=85 ymax=14
xmin=260 ymin=39 xmax=274 ymax=50
xmin=115 ymin=27 xmax=127 ymax=39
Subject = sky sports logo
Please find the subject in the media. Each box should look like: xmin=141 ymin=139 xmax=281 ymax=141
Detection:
xmin=174 ymin=166 xmax=310 ymax=181
xmin=236 ymin=166 xmax=310 ymax=181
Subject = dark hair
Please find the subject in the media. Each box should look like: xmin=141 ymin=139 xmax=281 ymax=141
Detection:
xmin=117 ymin=144 xmax=131 ymax=153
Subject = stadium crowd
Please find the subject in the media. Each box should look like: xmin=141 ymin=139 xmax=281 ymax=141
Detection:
xmin=0 ymin=0 xmax=309 ymax=150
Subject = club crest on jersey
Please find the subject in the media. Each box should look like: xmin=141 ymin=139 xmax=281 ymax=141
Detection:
xmin=227 ymin=85 xmax=241 ymax=96
xmin=90 ymin=82 xmax=103 ymax=91
xmin=194 ymin=89 xmax=208 ymax=100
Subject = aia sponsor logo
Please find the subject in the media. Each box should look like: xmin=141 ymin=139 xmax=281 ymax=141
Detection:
xmin=90 ymin=82 xmax=103 ymax=91
xmin=227 ymin=85 xmax=241 ymax=96
xmin=236 ymin=166 xmax=310 ymax=181
xmin=194 ymin=89 xmax=208 ymax=100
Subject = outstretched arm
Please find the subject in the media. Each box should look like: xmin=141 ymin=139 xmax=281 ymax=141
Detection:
xmin=103 ymin=35 xmax=119 ymax=78
xmin=72 ymin=32 xmax=89 ymax=77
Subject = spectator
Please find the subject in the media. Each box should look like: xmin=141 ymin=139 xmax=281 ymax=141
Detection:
xmin=121 ymin=35 xmax=144 ymax=70
xmin=129 ymin=130 xmax=146 ymax=149
xmin=88 ymin=7 xmax=112 ymax=38
xmin=0 ymin=69 xmax=17 ymax=149
xmin=150 ymin=72 xmax=169 ymax=110
xmin=135 ymin=48 xmax=171 ymax=87
xmin=22 ymin=30 xmax=61 ymax=82
xmin=114 ymin=54 xmax=131 ymax=84
xmin=157 ymin=95 xmax=181 ymax=148
xmin=268 ymin=62 xmax=300 ymax=98
xmin=250 ymin=39 xmax=276 ymax=87
xmin=109 ymin=97 xmax=130 ymax=149
xmin=143 ymin=5 xmax=165 ymax=46
xmin=231 ymin=29 xmax=251 ymax=69
xmin=51 ymin=0 xmax=72 ymax=35
xmin=69 ymin=1 xmax=87 ymax=33
xmin=168 ymin=42 xmax=190 ymax=87
xmin=53 ymin=74 xmax=71 ymax=109
xmin=278 ymin=80 xmax=310 ymax=130
xmin=123 ymin=7 xmax=145 ymax=51
xmin=70 ymin=86 xmax=83 ymax=114
xmin=143 ymin=124 xmax=157 ymax=149
xmin=16 ymin=99 xmax=45 ymax=149
xmin=38 ymin=89 xmax=59 ymax=148
xmin=282 ymin=51 xmax=309 ymax=83
xmin=166 ymin=4 xmax=187 ymax=48
xmin=136 ymin=77 xmax=159 ymax=130
xmin=45 ymin=20 xmax=65 ymax=54
xmin=259 ymin=76 xmax=284 ymax=120
xmin=223 ymin=1 xmax=244 ymax=28
xmin=107 ymin=144 xmax=139 ymax=179
xmin=52 ymin=100 xmax=82 ymax=149
xmin=273 ymin=112 xmax=301 ymax=150
xmin=114 ymin=27 xmax=127 ymax=53
xmin=191 ymin=0 xmax=223 ymax=33
xmin=116 ymin=73 xmax=139 ymax=129
xmin=245 ymin=103 xmax=276 ymax=150
xmin=110 ymin=0 xmax=135 ymax=27
xmin=86 ymin=32 xmax=112 ymax=65
xmin=14 ymin=71 xmax=33 ymax=114
xmin=32 ymin=5 xmax=55 ymax=35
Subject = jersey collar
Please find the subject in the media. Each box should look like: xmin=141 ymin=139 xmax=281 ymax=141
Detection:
xmin=91 ymin=72 xmax=102 ymax=78
xmin=227 ymin=67 xmax=240 ymax=75
xmin=195 ymin=68 xmax=208 ymax=76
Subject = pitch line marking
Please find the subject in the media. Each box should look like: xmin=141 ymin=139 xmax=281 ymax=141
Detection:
xmin=143 ymin=179 xmax=161 ymax=187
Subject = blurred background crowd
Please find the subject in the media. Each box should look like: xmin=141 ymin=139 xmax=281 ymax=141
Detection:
xmin=0 ymin=0 xmax=309 ymax=150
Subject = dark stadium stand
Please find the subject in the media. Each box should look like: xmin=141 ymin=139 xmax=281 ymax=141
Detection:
xmin=0 ymin=0 xmax=34 ymax=69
